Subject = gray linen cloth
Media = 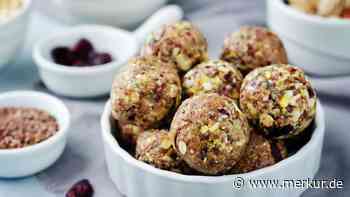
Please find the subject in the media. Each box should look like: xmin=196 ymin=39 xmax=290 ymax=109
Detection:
xmin=0 ymin=0 xmax=348 ymax=196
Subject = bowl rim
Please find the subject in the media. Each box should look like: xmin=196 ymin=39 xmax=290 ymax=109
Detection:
xmin=0 ymin=90 xmax=70 ymax=155
xmin=0 ymin=0 xmax=32 ymax=27
xmin=101 ymin=99 xmax=325 ymax=183
xmin=274 ymin=0 xmax=350 ymax=26
xmin=33 ymin=25 xmax=138 ymax=76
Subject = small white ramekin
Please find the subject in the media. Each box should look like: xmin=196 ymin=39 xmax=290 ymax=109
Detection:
xmin=101 ymin=100 xmax=325 ymax=197
xmin=0 ymin=0 xmax=32 ymax=70
xmin=33 ymin=25 xmax=138 ymax=98
xmin=0 ymin=91 xmax=70 ymax=178
xmin=267 ymin=0 xmax=350 ymax=76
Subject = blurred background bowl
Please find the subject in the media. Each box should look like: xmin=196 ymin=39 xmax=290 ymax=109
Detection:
xmin=267 ymin=0 xmax=350 ymax=76
xmin=0 ymin=91 xmax=70 ymax=178
xmin=36 ymin=0 xmax=168 ymax=28
xmin=0 ymin=0 xmax=32 ymax=70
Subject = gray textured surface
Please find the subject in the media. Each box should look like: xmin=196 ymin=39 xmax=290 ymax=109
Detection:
xmin=0 ymin=0 xmax=348 ymax=196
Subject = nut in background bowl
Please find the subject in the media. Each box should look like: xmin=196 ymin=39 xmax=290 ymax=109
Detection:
xmin=267 ymin=0 xmax=350 ymax=76
xmin=101 ymin=100 xmax=325 ymax=197
xmin=0 ymin=0 xmax=32 ymax=70
xmin=0 ymin=91 xmax=70 ymax=178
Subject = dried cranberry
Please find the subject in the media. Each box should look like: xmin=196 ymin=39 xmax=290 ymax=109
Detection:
xmin=51 ymin=47 xmax=74 ymax=65
xmin=90 ymin=53 xmax=113 ymax=65
xmin=72 ymin=60 xmax=87 ymax=67
xmin=72 ymin=39 xmax=94 ymax=61
xmin=66 ymin=179 xmax=94 ymax=197
xmin=52 ymin=38 xmax=114 ymax=67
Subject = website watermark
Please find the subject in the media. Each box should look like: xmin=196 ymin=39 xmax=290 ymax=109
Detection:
xmin=233 ymin=177 xmax=344 ymax=190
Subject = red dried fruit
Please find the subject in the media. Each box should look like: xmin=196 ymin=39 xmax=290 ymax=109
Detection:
xmin=72 ymin=39 xmax=94 ymax=61
xmin=51 ymin=38 xmax=114 ymax=67
xmin=66 ymin=179 xmax=94 ymax=197
xmin=51 ymin=47 xmax=74 ymax=65
xmin=90 ymin=53 xmax=113 ymax=65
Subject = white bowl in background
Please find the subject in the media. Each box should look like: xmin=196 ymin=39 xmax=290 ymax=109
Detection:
xmin=0 ymin=91 xmax=70 ymax=178
xmin=33 ymin=25 xmax=138 ymax=98
xmin=41 ymin=0 xmax=168 ymax=28
xmin=101 ymin=100 xmax=325 ymax=197
xmin=267 ymin=0 xmax=350 ymax=76
xmin=0 ymin=0 xmax=32 ymax=70
xmin=33 ymin=5 xmax=183 ymax=98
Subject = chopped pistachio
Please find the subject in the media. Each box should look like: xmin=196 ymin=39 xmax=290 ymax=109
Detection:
xmin=178 ymin=141 xmax=187 ymax=155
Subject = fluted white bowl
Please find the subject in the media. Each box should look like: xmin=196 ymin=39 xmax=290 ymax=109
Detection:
xmin=101 ymin=100 xmax=325 ymax=197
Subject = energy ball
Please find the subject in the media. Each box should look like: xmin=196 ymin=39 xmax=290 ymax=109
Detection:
xmin=220 ymin=26 xmax=288 ymax=75
xmin=231 ymin=131 xmax=288 ymax=174
xmin=111 ymin=56 xmax=182 ymax=145
xmin=240 ymin=64 xmax=317 ymax=139
xmin=140 ymin=21 xmax=208 ymax=72
xmin=183 ymin=60 xmax=243 ymax=100
xmin=136 ymin=130 xmax=181 ymax=170
xmin=170 ymin=94 xmax=251 ymax=175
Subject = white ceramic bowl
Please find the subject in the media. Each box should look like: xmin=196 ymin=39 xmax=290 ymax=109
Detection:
xmin=33 ymin=25 xmax=137 ymax=98
xmin=43 ymin=0 xmax=168 ymax=28
xmin=267 ymin=0 xmax=350 ymax=76
xmin=101 ymin=100 xmax=325 ymax=197
xmin=0 ymin=0 xmax=32 ymax=70
xmin=0 ymin=91 xmax=70 ymax=178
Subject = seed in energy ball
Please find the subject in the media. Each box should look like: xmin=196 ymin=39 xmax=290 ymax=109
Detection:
xmin=239 ymin=64 xmax=317 ymax=139
xmin=136 ymin=130 xmax=181 ymax=171
xmin=170 ymin=93 xmax=251 ymax=175
xmin=231 ymin=130 xmax=288 ymax=174
xmin=183 ymin=60 xmax=243 ymax=100
xmin=220 ymin=26 xmax=288 ymax=75
xmin=111 ymin=56 xmax=182 ymax=145
xmin=140 ymin=21 xmax=208 ymax=72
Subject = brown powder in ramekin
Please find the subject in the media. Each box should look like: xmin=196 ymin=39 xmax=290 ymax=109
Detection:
xmin=0 ymin=107 xmax=59 ymax=149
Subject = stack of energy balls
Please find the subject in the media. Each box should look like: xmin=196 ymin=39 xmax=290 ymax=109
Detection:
xmin=110 ymin=21 xmax=317 ymax=175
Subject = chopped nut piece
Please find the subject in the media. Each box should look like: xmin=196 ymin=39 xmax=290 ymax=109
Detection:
xmin=318 ymin=0 xmax=345 ymax=17
xmin=178 ymin=141 xmax=187 ymax=155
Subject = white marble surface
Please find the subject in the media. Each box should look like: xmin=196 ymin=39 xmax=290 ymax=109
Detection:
xmin=0 ymin=0 xmax=348 ymax=196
